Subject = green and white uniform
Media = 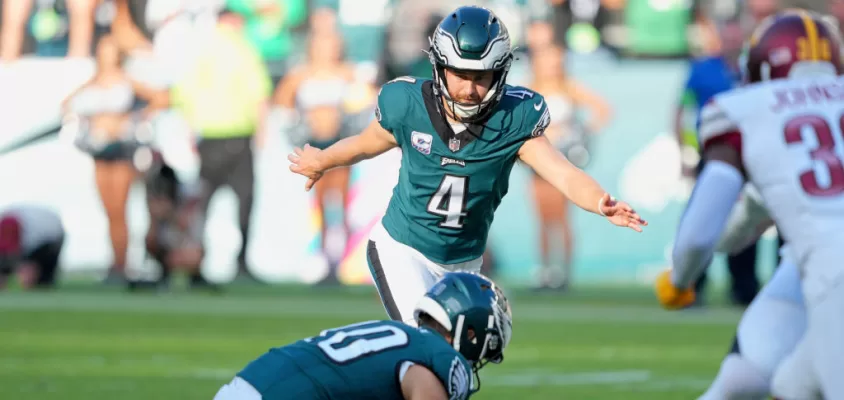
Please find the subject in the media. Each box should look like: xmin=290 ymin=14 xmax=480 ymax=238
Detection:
xmin=364 ymin=6 xmax=547 ymax=324
xmin=214 ymin=272 xmax=513 ymax=400
xmin=367 ymin=77 xmax=549 ymax=323
xmin=215 ymin=320 xmax=472 ymax=400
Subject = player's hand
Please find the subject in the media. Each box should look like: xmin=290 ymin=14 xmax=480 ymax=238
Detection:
xmin=288 ymin=144 xmax=324 ymax=191
xmin=654 ymin=269 xmax=696 ymax=310
xmin=600 ymin=194 xmax=648 ymax=232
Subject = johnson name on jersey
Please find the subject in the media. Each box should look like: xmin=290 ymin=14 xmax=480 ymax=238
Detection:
xmin=376 ymin=76 xmax=550 ymax=264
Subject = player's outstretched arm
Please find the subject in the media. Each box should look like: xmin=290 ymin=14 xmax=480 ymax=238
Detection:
xmin=672 ymin=144 xmax=745 ymax=288
xmin=288 ymin=119 xmax=398 ymax=191
xmin=400 ymin=364 xmax=450 ymax=400
xmin=320 ymin=119 xmax=399 ymax=167
xmin=656 ymin=142 xmax=745 ymax=309
xmin=518 ymin=135 xmax=647 ymax=232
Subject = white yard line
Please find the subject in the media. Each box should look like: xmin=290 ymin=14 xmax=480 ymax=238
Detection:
xmin=0 ymin=293 xmax=742 ymax=325
xmin=485 ymin=370 xmax=652 ymax=386
xmin=485 ymin=369 xmax=711 ymax=391
xmin=184 ymin=368 xmax=712 ymax=393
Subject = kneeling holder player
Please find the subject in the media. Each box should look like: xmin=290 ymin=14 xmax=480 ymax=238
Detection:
xmin=214 ymin=272 xmax=512 ymax=400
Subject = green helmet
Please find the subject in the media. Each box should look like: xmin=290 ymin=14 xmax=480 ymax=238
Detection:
xmin=428 ymin=6 xmax=514 ymax=123
xmin=413 ymin=272 xmax=513 ymax=370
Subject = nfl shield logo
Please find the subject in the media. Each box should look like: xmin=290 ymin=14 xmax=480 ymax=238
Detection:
xmin=448 ymin=138 xmax=460 ymax=152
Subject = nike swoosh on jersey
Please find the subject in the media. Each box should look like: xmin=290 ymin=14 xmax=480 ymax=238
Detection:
xmin=534 ymin=100 xmax=543 ymax=111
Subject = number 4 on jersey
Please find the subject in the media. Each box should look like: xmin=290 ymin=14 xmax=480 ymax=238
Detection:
xmin=427 ymin=175 xmax=469 ymax=229
xmin=504 ymin=88 xmax=535 ymax=100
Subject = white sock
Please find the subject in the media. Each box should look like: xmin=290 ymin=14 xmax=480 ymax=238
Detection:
xmin=698 ymin=353 xmax=770 ymax=400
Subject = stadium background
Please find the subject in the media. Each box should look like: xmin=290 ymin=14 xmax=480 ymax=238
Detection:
xmin=0 ymin=0 xmax=818 ymax=398
xmin=0 ymin=32 xmax=786 ymax=289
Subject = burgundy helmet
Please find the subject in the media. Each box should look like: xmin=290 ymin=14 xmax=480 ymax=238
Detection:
xmin=0 ymin=216 xmax=21 ymax=256
xmin=741 ymin=9 xmax=843 ymax=84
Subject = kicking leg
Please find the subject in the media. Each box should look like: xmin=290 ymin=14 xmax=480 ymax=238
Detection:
xmin=366 ymin=224 xmax=439 ymax=326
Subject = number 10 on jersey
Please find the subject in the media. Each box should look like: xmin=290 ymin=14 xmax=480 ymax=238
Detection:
xmin=427 ymin=175 xmax=469 ymax=229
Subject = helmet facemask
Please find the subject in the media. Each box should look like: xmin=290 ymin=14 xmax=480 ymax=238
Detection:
xmin=429 ymin=47 xmax=513 ymax=123
xmin=474 ymin=283 xmax=512 ymax=368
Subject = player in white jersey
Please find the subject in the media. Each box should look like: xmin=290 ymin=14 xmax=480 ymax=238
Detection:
xmin=653 ymin=9 xmax=844 ymax=399
xmin=694 ymin=185 xmax=806 ymax=400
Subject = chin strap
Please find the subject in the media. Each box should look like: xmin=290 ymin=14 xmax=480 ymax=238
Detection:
xmin=471 ymin=363 xmax=483 ymax=394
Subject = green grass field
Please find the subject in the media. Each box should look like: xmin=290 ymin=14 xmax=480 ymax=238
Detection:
xmin=0 ymin=283 xmax=742 ymax=399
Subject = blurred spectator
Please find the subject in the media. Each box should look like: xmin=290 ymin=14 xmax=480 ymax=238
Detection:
xmin=110 ymin=0 xmax=153 ymax=53
xmin=624 ymin=0 xmax=693 ymax=58
xmin=170 ymin=9 xmax=272 ymax=283
xmin=549 ymin=0 xmax=625 ymax=54
xmin=528 ymin=44 xmax=611 ymax=290
xmin=526 ymin=16 xmax=555 ymax=50
xmin=61 ymin=35 xmax=167 ymax=285
xmin=744 ymin=0 xmax=779 ymax=27
xmin=831 ymin=0 xmax=844 ymax=25
xmin=0 ymin=205 xmax=64 ymax=291
xmin=479 ymin=0 xmax=555 ymax=86
xmin=309 ymin=6 xmax=336 ymax=36
xmin=673 ymin=18 xmax=735 ymax=176
xmin=114 ymin=0 xmax=227 ymax=92
xmin=393 ymin=13 xmax=442 ymax=80
xmin=1 ymin=0 xmax=99 ymax=61
xmin=272 ymin=31 xmax=375 ymax=285
xmin=227 ymin=0 xmax=308 ymax=86
xmin=674 ymin=14 xmax=769 ymax=307
xmin=313 ymin=0 xmax=394 ymax=84
xmin=140 ymin=150 xmax=216 ymax=290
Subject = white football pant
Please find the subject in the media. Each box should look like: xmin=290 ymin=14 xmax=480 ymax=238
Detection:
xmin=772 ymin=247 xmax=844 ymax=400
xmin=214 ymin=377 xmax=262 ymax=400
xmin=366 ymin=222 xmax=482 ymax=326
xmin=699 ymin=257 xmax=805 ymax=400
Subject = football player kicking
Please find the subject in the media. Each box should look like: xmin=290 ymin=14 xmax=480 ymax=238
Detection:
xmin=655 ymin=9 xmax=844 ymax=399
xmin=288 ymin=5 xmax=646 ymax=326
xmin=214 ymin=272 xmax=512 ymax=400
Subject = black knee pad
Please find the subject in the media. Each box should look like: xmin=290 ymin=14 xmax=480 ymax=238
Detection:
xmin=728 ymin=334 xmax=742 ymax=355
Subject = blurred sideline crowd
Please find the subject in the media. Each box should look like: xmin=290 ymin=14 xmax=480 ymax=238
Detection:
xmin=0 ymin=0 xmax=842 ymax=306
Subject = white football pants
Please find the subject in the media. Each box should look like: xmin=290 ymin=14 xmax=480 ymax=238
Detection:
xmin=699 ymin=257 xmax=805 ymax=400
xmin=366 ymin=222 xmax=482 ymax=326
xmin=214 ymin=377 xmax=262 ymax=400
xmin=772 ymin=247 xmax=844 ymax=399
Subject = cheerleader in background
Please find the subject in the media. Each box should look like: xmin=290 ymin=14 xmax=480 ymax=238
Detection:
xmin=272 ymin=31 xmax=375 ymax=285
xmin=528 ymin=44 xmax=612 ymax=290
xmin=61 ymin=35 xmax=168 ymax=285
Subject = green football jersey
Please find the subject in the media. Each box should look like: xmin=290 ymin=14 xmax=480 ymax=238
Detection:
xmin=378 ymin=77 xmax=550 ymax=264
xmin=237 ymin=320 xmax=473 ymax=399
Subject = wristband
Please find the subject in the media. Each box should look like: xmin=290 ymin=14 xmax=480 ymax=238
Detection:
xmin=598 ymin=194 xmax=609 ymax=217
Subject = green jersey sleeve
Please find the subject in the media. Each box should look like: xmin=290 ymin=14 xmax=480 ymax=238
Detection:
xmin=512 ymin=88 xmax=551 ymax=141
xmin=375 ymin=76 xmax=418 ymax=145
